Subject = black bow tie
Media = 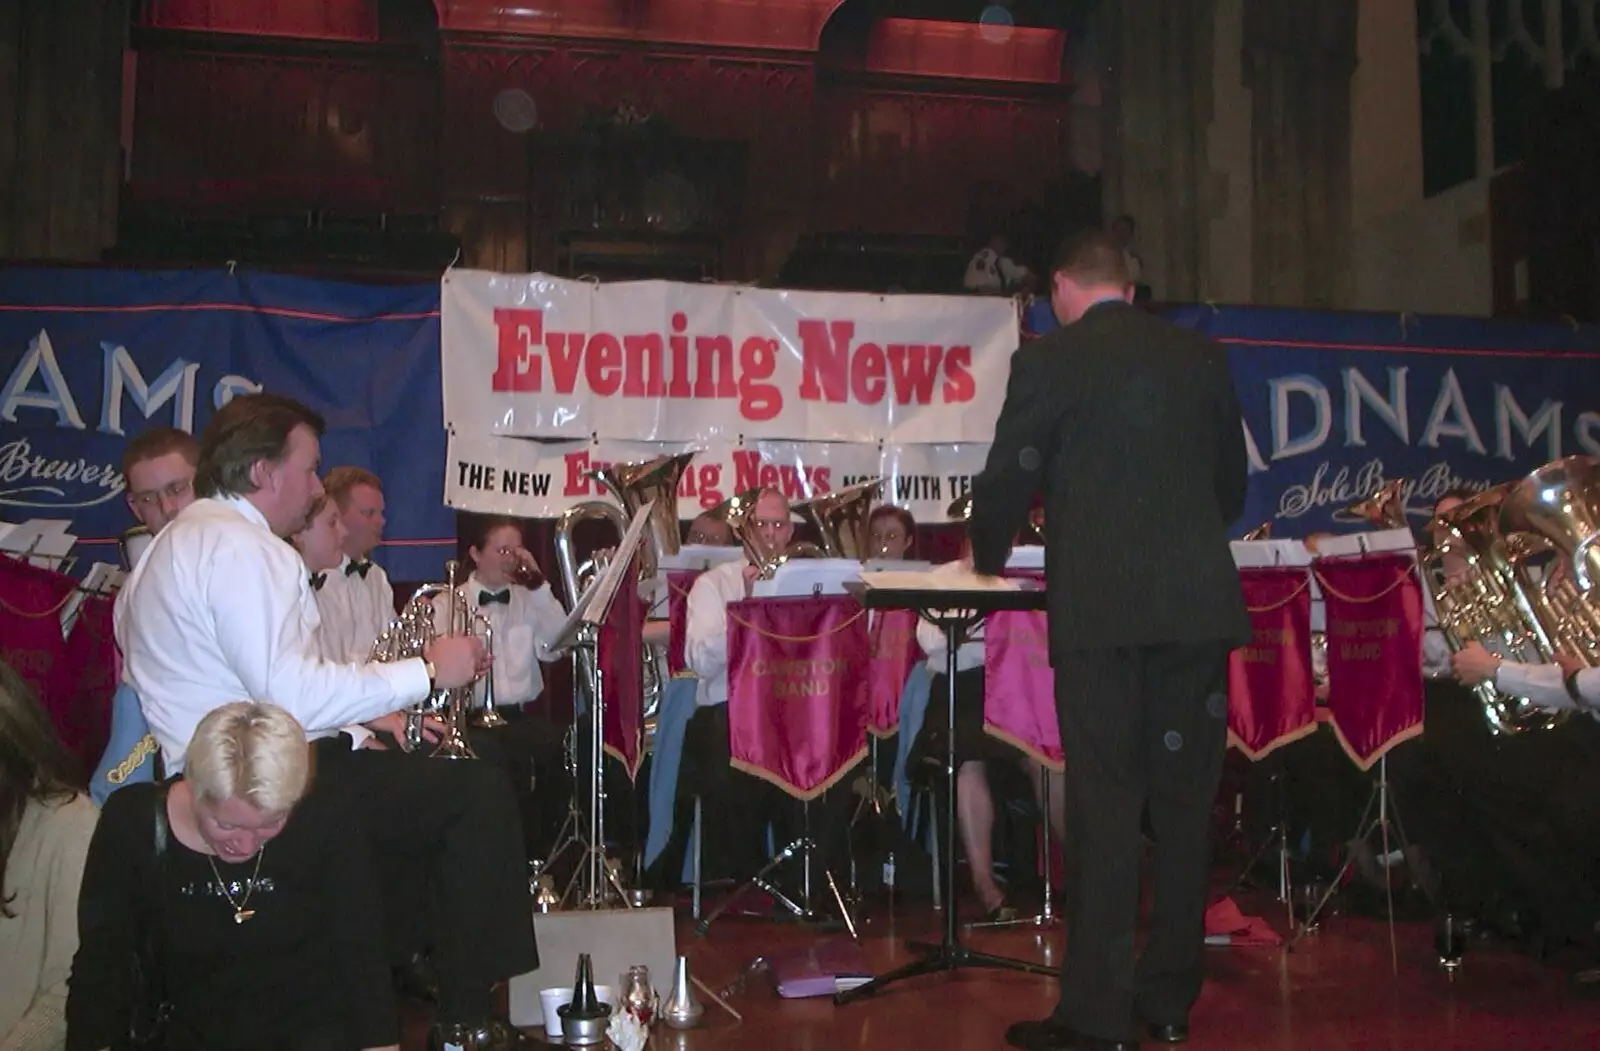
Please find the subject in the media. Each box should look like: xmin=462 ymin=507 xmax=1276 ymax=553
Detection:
xmin=309 ymin=572 xmax=326 ymax=591
xmin=346 ymin=560 xmax=372 ymax=579
xmin=479 ymin=589 xmax=511 ymax=606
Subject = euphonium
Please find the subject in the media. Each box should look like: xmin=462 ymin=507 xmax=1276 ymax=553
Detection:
xmin=717 ymin=487 xmax=825 ymax=580
xmin=791 ymin=478 xmax=882 ymax=559
xmin=1346 ymin=479 xmax=1409 ymax=529
xmin=1422 ymin=485 xmax=1566 ymax=734
xmin=367 ymin=559 xmax=484 ymax=758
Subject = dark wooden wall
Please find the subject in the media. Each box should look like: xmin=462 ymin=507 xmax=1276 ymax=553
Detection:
xmin=0 ymin=0 xmax=128 ymax=262
xmin=88 ymin=0 xmax=1082 ymax=280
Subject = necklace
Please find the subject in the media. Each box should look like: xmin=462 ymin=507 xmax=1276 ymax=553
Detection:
xmin=206 ymin=847 xmax=267 ymax=924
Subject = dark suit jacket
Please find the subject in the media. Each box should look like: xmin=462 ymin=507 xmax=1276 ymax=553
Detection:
xmin=969 ymin=301 xmax=1251 ymax=654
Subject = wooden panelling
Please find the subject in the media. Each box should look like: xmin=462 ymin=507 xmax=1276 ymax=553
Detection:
xmin=432 ymin=0 xmax=846 ymax=52
xmin=139 ymin=0 xmax=379 ymax=42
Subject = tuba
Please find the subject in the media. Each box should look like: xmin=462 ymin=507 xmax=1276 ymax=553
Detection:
xmin=1501 ymin=456 xmax=1600 ymax=592
xmin=368 ymin=559 xmax=491 ymax=758
xmin=717 ymin=487 xmax=826 ymax=580
xmin=1422 ymin=484 xmax=1567 ymax=734
xmin=554 ymin=451 xmax=698 ymax=723
xmin=792 ymin=479 xmax=882 ymax=559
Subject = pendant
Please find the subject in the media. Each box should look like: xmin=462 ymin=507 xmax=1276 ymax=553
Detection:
xmin=233 ymin=909 xmax=255 ymax=924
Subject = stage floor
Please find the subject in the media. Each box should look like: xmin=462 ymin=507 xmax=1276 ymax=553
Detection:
xmin=406 ymin=888 xmax=1600 ymax=1050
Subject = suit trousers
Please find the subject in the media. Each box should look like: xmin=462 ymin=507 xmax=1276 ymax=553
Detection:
xmin=310 ymin=738 xmax=539 ymax=1024
xmin=1051 ymin=644 xmax=1231 ymax=1042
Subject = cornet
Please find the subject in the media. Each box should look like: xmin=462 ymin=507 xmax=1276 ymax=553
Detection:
xmin=715 ymin=487 xmax=826 ymax=580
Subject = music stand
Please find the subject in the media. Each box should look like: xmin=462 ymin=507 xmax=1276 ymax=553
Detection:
xmin=544 ymin=502 xmax=655 ymax=909
xmin=1289 ymin=529 xmax=1427 ymax=970
xmin=835 ymin=575 xmax=1057 ymax=1005
xmin=695 ymin=560 xmax=866 ymax=937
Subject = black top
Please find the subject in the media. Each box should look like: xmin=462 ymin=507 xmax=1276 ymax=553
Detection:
xmin=970 ymin=301 xmax=1252 ymax=652
xmin=66 ymin=781 xmax=397 ymax=1051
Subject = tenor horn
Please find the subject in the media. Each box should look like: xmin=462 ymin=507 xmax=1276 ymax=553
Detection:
xmin=1346 ymin=479 xmax=1409 ymax=529
xmin=792 ymin=478 xmax=882 ymax=559
xmin=368 ymin=559 xmax=484 ymax=758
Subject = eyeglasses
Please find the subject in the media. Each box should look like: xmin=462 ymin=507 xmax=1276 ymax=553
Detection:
xmin=490 ymin=545 xmax=520 ymax=558
xmin=129 ymin=478 xmax=192 ymax=508
xmin=751 ymin=517 xmax=791 ymax=530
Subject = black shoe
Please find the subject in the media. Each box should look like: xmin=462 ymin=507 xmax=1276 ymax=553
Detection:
xmin=1146 ymin=1022 xmax=1189 ymax=1044
xmin=1005 ymin=1018 xmax=1139 ymax=1051
xmin=393 ymin=950 xmax=439 ymax=1004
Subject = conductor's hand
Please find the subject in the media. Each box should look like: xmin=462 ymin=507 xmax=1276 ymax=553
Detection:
xmin=424 ymin=635 xmax=490 ymax=689
xmin=1452 ymin=641 xmax=1499 ymax=686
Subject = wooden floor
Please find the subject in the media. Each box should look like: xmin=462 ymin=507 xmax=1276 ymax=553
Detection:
xmin=409 ymin=886 xmax=1600 ymax=1050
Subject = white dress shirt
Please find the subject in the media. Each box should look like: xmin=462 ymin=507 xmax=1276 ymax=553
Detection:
xmin=684 ymin=559 xmax=750 ymax=707
xmin=1494 ymin=660 xmax=1600 ymax=718
xmin=314 ymin=554 xmax=396 ymax=663
xmin=915 ymin=560 xmax=986 ymax=674
xmin=432 ymin=573 xmax=569 ymax=707
xmin=115 ymin=496 xmax=431 ymax=771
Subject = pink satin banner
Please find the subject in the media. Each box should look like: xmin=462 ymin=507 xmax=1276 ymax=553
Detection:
xmin=0 ymin=556 xmax=76 ymax=719
xmin=725 ymin=594 xmax=870 ymax=799
xmin=1317 ymin=554 xmax=1425 ymax=770
xmin=982 ymin=610 xmax=1064 ymax=769
xmin=866 ymin=608 xmax=920 ymax=737
xmin=58 ymin=596 xmax=118 ymax=775
xmin=1226 ymin=567 xmax=1316 ymax=759
xmin=665 ymin=569 xmax=703 ymax=676
xmin=598 ymin=556 xmax=647 ymax=779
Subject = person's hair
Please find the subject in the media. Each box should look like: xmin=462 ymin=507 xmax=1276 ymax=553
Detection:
xmin=195 ymin=394 xmax=326 ymax=499
xmin=868 ymin=505 xmax=918 ymax=557
xmin=0 ymin=661 xmax=82 ymax=918
xmin=471 ymin=515 xmax=524 ymax=551
xmin=184 ymin=702 xmax=311 ymax=815
xmin=323 ymin=466 xmax=382 ymax=510
xmin=122 ymin=427 xmax=198 ymax=478
xmin=1052 ymin=230 xmax=1131 ymax=287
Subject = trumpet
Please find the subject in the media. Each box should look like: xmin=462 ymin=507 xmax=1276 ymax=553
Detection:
xmin=1240 ymin=521 xmax=1273 ymax=541
xmin=1346 ymin=479 xmax=1409 ymax=529
xmin=368 ymin=558 xmax=488 ymax=758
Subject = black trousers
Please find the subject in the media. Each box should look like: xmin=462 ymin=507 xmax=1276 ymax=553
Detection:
xmin=666 ymin=703 xmax=856 ymax=887
xmin=1389 ymin=682 xmax=1600 ymax=942
xmin=1051 ymin=644 xmax=1232 ymax=1043
xmin=310 ymin=738 xmax=539 ymax=1024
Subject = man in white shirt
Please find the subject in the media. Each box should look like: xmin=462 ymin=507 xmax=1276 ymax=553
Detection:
xmin=89 ymin=428 xmax=201 ymax=802
xmin=116 ymin=392 xmax=537 ymax=1045
xmin=314 ymin=466 xmax=398 ymax=664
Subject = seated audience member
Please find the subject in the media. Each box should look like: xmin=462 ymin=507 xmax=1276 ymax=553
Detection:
xmin=1 ymin=661 xmax=98 ymax=1051
xmin=115 ymin=393 xmax=533 ymax=1046
xmin=315 ymin=468 xmax=397 ymax=664
xmin=909 ymin=553 xmax=1066 ymax=920
xmin=866 ymin=505 xmax=917 ymax=561
xmin=67 ymin=702 xmax=398 ymax=1051
xmin=91 ymin=428 xmax=201 ymax=802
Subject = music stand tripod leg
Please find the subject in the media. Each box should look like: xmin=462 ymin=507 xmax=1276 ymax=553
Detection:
xmin=839 ymin=609 xmax=1055 ymax=1005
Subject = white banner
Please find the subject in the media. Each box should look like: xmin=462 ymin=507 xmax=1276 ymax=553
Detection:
xmin=441 ymin=270 xmax=1018 ymax=444
xmin=443 ymin=432 xmax=991 ymax=524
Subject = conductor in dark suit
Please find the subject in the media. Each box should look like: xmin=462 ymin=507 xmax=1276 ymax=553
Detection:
xmin=970 ymin=232 xmax=1250 ymax=1051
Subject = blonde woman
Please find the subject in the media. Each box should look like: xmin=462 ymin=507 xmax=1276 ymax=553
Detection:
xmin=0 ymin=659 xmax=98 ymax=1051
xmin=66 ymin=703 xmax=397 ymax=1051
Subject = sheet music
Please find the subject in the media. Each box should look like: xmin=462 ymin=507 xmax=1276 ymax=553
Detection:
xmin=659 ymin=545 xmax=745 ymax=572
xmin=1005 ymin=545 xmax=1045 ymax=570
xmin=859 ymin=568 xmax=1020 ymax=592
xmin=60 ymin=562 xmax=124 ymax=637
xmin=751 ymin=558 xmax=864 ymax=598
